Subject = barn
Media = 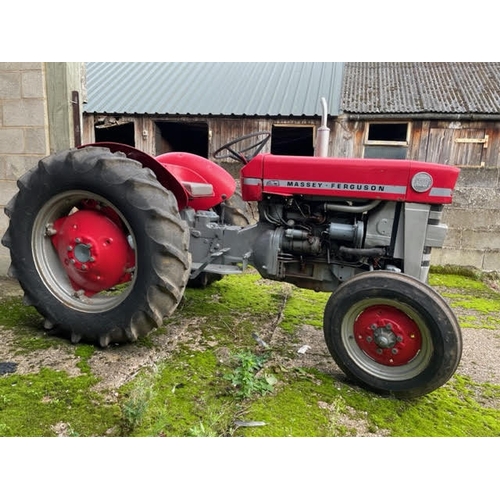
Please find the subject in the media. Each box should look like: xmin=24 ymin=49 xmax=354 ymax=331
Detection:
xmin=83 ymin=62 xmax=500 ymax=166
xmin=82 ymin=61 xmax=500 ymax=272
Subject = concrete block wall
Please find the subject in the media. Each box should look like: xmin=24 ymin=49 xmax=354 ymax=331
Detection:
xmin=0 ymin=62 xmax=49 ymax=275
xmin=431 ymin=165 xmax=500 ymax=272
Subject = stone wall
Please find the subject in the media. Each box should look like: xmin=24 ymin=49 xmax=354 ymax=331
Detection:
xmin=0 ymin=62 xmax=84 ymax=275
xmin=432 ymin=165 xmax=500 ymax=272
xmin=0 ymin=62 xmax=49 ymax=275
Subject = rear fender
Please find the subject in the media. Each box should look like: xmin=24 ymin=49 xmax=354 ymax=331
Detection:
xmin=156 ymin=152 xmax=236 ymax=211
xmin=79 ymin=142 xmax=190 ymax=210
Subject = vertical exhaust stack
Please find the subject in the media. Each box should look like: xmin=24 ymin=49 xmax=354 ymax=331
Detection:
xmin=314 ymin=97 xmax=330 ymax=157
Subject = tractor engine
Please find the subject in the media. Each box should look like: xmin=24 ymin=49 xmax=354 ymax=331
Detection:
xmin=251 ymin=195 xmax=405 ymax=291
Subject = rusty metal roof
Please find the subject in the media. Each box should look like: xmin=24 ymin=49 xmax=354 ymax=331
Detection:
xmin=342 ymin=62 xmax=500 ymax=115
xmin=84 ymin=62 xmax=345 ymax=117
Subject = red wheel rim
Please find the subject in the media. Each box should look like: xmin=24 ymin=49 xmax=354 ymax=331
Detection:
xmin=353 ymin=305 xmax=422 ymax=366
xmin=51 ymin=209 xmax=135 ymax=296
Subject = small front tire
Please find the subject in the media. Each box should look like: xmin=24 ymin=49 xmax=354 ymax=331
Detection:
xmin=323 ymin=271 xmax=462 ymax=398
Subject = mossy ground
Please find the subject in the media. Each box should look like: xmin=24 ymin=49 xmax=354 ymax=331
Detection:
xmin=428 ymin=271 xmax=500 ymax=329
xmin=0 ymin=266 xmax=499 ymax=437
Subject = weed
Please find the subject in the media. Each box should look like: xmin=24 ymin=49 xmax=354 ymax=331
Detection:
xmin=188 ymin=403 xmax=237 ymax=437
xmin=121 ymin=369 xmax=156 ymax=432
xmin=189 ymin=422 xmax=215 ymax=437
xmin=225 ymin=350 xmax=277 ymax=399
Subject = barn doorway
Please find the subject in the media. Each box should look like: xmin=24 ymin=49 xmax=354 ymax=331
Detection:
xmin=155 ymin=121 xmax=209 ymax=157
xmin=271 ymin=125 xmax=314 ymax=156
xmin=94 ymin=121 xmax=135 ymax=146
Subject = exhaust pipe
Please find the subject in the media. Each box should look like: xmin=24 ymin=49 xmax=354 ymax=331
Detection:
xmin=314 ymin=97 xmax=330 ymax=157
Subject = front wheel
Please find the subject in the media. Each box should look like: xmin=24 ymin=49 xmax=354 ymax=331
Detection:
xmin=2 ymin=147 xmax=191 ymax=346
xmin=323 ymin=271 xmax=462 ymax=398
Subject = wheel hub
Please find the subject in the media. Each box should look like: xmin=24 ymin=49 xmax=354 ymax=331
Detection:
xmin=74 ymin=242 xmax=92 ymax=263
xmin=371 ymin=323 xmax=397 ymax=348
xmin=50 ymin=209 xmax=135 ymax=296
xmin=353 ymin=305 xmax=422 ymax=366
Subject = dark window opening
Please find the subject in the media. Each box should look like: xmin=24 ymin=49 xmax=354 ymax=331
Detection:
xmin=155 ymin=121 xmax=209 ymax=157
xmin=95 ymin=122 xmax=135 ymax=146
xmin=368 ymin=123 xmax=408 ymax=142
xmin=364 ymin=122 xmax=410 ymax=159
xmin=271 ymin=126 xmax=314 ymax=156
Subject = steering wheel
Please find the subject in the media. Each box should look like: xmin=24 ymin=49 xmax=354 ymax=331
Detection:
xmin=213 ymin=131 xmax=271 ymax=165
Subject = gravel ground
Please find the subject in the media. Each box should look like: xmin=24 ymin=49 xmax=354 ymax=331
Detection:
xmin=457 ymin=327 xmax=500 ymax=385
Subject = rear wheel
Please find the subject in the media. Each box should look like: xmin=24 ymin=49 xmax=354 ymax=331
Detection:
xmin=215 ymin=189 xmax=258 ymax=226
xmin=2 ymin=146 xmax=191 ymax=346
xmin=323 ymin=271 xmax=462 ymax=398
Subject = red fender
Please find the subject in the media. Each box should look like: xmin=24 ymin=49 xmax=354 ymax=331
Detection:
xmin=80 ymin=143 xmax=236 ymax=211
xmin=156 ymin=152 xmax=236 ymax=211
xmin=79 ymin=142 xmax=190 ymax=210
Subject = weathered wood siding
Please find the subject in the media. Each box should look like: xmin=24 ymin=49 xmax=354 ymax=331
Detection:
xmin=84 ymin=114 xmax=319 ymax=155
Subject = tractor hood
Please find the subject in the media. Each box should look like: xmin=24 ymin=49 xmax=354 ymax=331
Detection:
xmin=240 ymin=154 xmax=460 ymax=204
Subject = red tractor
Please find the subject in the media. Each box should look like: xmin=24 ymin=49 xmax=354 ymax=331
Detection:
xmin=2 ymin=111 xmax=462 ymax=398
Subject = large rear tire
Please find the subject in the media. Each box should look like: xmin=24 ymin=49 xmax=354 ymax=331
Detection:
xmin=2 ymin=147 xmax=191 ymax=346
xmin=323 ymin=271 xmax=462 ymax=398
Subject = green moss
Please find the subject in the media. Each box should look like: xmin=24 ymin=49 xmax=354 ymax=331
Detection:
xmin=337 ymin=375 xmax=500 ymax=437
xmin=447 ymin=296 xmax=500 ymax=314
xmin=428 ymin=273 xmax=491 ymax=291
xmin=428 ymin=269 xmax=500 ymax=328
xmin=74 ymin=344 xmax=96 ymax=374
xmin=120 ymin=349 xmax=238 ymax=437
xmin=2 ymin=267 xmax=500 ymax=437
xmin=229 ymin=364 xmax=500 ymax=437
xmin=180 ymin=273 xmax=284 ymax=316
xmin=238 ymin=376 xmax=338 ymax=436
xmin=0 ymin=297 xmax=42 ymax=330
xmin=0 ymin=297 xmax=64 ymax=351
xmin=0 ymin=368 xmax=121 ymax=436
xmin=175 ymin=272 xmax=330 ymax=341
xmin=456 ymin=314 xmax=500 ymax=329
xmin=165 ymin=272 xmax=294 ymax=349
xmin=280 ymin=288 xmax=329 ymax=333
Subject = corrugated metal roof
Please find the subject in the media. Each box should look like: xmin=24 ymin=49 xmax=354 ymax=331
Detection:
xmin=342 ymin=62 xmax=500 ymax=115
xmin=84 ymin=62 xmax=344 ymax=117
